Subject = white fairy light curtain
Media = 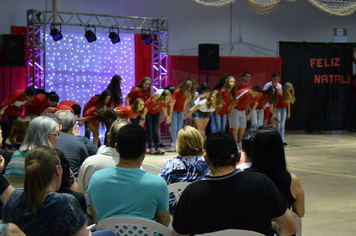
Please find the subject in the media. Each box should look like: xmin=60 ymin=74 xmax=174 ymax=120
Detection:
xmin=194 ymin=0 xmax=356 ymax=16
xmin=45 ymin=31 xmax=135 ymax=108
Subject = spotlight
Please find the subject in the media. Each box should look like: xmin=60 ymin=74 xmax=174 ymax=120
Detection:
xmin=85 ymin=26 xmax=97 ymax=43
xmin=50 ymin=24 xmax=63 ymax=41
xmin=141 ymin=29 xmax=152 ymax=45
xmin=109 ymin=28 xmax=120 ymax=44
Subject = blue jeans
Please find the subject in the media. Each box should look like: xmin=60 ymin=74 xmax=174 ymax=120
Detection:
xmin=145 ymin=113 xmax=160 ymax=149
xmin=131 ymin=115 xmax=141 ymax=125
xmin=251 ymin=109 xmax=264 ymax=126
xmin=171 ymin=111 xmax=184 ymax=145
xmin=276 ymin=108 xmax=287 ymax=142
xmin=211 ymin=113 xmax=226 ymax=132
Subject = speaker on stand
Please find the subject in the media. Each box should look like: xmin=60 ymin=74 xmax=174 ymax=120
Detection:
xmin=0 ymin=34 xmax=25 ymax=100
xmin=198 ymin=44 xmax=219 ymax=85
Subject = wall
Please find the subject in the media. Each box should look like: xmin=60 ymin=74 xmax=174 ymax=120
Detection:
xmin=1 ymin=0 xmax=355 ymax=58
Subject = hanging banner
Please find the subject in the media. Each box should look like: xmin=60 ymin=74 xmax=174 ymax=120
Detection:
xmin=279 ymin=42 xmax=355 ymax=131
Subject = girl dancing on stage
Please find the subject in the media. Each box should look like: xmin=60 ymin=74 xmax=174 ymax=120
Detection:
xmin=126 ymin=77 xmax=153 ymax=125
xmin=169 ymin=78 xmax=197 ymax=148
xmin=184 ymin=90 xmax=223 ymax=136
xmin=81 ymin=90 xmax=112 ymax=140
xmin=211 ymin=76 xmax=236 ymax=132
xmin=249 ymin=85 xmax=278 ymax=126
xmin=115 ymin=98 xmax=146 ymax=124
xmin=276 ymin=82 xmax=295 ymax=147
xmin=76 ymin=107 xmax=116 ymax=147
xmin=143 ymin=89 xmax=171 ymax=155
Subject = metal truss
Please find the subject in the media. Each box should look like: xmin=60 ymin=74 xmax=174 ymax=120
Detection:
xmin=26 ymin=9 xmax=169 ymax=89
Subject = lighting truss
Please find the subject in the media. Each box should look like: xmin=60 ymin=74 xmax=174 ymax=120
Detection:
xmin=26 ymin=9 xmax=168 ymax=89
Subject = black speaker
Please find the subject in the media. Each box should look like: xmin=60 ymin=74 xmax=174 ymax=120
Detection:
xmin=0 ymin=34 xmax=25 ymax=66
xmin=199 ymin=44 xmax=219 ymax=71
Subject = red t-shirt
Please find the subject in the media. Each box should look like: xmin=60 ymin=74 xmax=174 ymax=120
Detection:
xmin=84 ymin=106 xmax=99 ymax=124
xmin=215 ymin=88 xmax=232 ymax=116
xmin=145 ymin=97 xmax=169 ymax=115
xmin=250 ymin=93 xmax=271 ymax=110
xmin=276 ymin=91 xmax=287 ymax=109
xmin=172 ymin=89 xmax=186 ymax=113
xmin=115 ymin=105 xmax=139 ymax=119
xmin=234 ymin=89 xmax=253 ymax=111
xmin=127 ymin=87 xmax=151 ymax=105
xmin=60 ymin=100 xmax=81 ymax=107
xmin=83 ymin=96 xmax=104 ymax=116
xmin=236 ymin=81 xmax=254 ymax=91
xmin=53 ymin=104 xmax=74 ymax=114
xmin=0 ymin=89 xmax=28 ymax=117
xmin=25 ymin=93 xmax=49 ymax=116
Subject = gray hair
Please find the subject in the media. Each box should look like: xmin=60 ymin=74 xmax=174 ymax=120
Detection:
xmin=55 ymin=110 xmax=75 ymax=132
xmin=19 ymin=116 xmax=58 ymax=152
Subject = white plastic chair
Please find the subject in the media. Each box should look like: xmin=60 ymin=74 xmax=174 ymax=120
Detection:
xmin=142 ymin=163 xmax=162 ymax=175
xmin=195 ymin=229 xmax=264 ymax=235
xmin=167 ymin=182 xmax=191 ymax=203
xmin=291 ymin=211 xmax=302 ymax=236
xmin=96 ymin=216 xmax=172 ymax=236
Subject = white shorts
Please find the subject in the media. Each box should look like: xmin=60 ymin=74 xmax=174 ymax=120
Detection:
xmin=229 ymin=109 xmax=246 ymax=129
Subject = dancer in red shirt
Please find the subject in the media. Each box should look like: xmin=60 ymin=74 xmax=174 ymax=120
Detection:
xmin=169 ymin=78 xmax=198 ymax=148
xmin=236 ymin=71 xmax=254 ymax=91
xmin=126 ymin=77 xmax=153 ymax=125
xmin=212 ymin=76 xmax=236 ymax=132
xmin=115 ymin=98 xmax=145 ymax=122
xmin=276 ymin=82 xmax=295 ymax=147
xmin=249 ymin=86 xmax=277 ymax=126
xmin=142 ymin=90 xmax=171 ymax=155
xmin=76 ymin=107 xmax=116 ymax=147
xmin=229 ymin=86 xmax=261 ymax=147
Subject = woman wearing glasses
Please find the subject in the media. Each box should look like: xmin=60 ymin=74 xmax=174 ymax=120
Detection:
xmin=4 ymin=116 xmax=60 ymax=189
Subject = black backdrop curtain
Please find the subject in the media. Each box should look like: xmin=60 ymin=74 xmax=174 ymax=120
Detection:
xmin=279 ymin=42 xmax=355 ymax=131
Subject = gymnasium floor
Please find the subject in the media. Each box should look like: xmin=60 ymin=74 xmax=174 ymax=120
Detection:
xmin=143 ymin=131 xmax=356 ymax=236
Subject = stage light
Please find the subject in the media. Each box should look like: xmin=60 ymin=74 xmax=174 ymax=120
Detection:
xmin=141 ymin=29 xmax=152 ymax=45
xmin=85 ymin=26 xmax=97 ymax=43
xmin=50 ymin=24 xmax=63 ymax=41
xmin=109 ymin=28 xmax=120 ymax=44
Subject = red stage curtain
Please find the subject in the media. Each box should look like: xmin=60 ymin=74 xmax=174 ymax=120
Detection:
xmin=168 ymin=55 xmax=282 ymax=88
xmin=134 ymin=34 xmax=152 ymax=85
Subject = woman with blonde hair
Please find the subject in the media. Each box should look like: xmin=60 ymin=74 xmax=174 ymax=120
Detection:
xmin=276 ymin=82 xmax=295 ymax=146
xmin=2 ymin=146 xmax=90 ymax=236
xmin=170 ymin=78 xmax=198 ymax=148
xmin=159 ymin=126 xmax=210 ymax=215
xmin=184 ymin=90 xmax=223 ymax=136
xmin=142 ymin=89 xmax=171 ymax=155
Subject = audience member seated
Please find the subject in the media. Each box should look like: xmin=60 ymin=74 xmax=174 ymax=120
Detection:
xmin=4 ymin=116 xmax=60 ymax=188
xmin=88 ymin=124 xmax=170 ymax=226
xmin=249 ymin=125 xmax=305 ymax=218
xmin=172 ymin=131 xmax=297 ymax=236
xmin=236 ymin=126 xmax=259 ymax=170
xmin=2 ymin=146 xmax=91 ymax=236
xmin=55 ymin=110 xmax=89 ymax=180
xmin=0 ymin=125 xmax=12 ymax=175
xmin=5 ymin=116 xmax=31 ymax=155
xmin=1 ymin=157 xmax=15 ymax=219
xmin=56 ymin=149 xmax=87 ymax=215
xmin=159 ymin=125 xmax=210 ymax=215
xmin=78 ymin=119 xmax=129 ymax=213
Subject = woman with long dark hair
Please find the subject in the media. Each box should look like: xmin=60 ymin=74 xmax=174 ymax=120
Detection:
xmin=250 ymin=125 xmax=305 ymax=218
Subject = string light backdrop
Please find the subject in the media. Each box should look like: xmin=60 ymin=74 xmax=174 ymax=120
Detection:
xmin=45 ymin=31 xmax=135 ymax=139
